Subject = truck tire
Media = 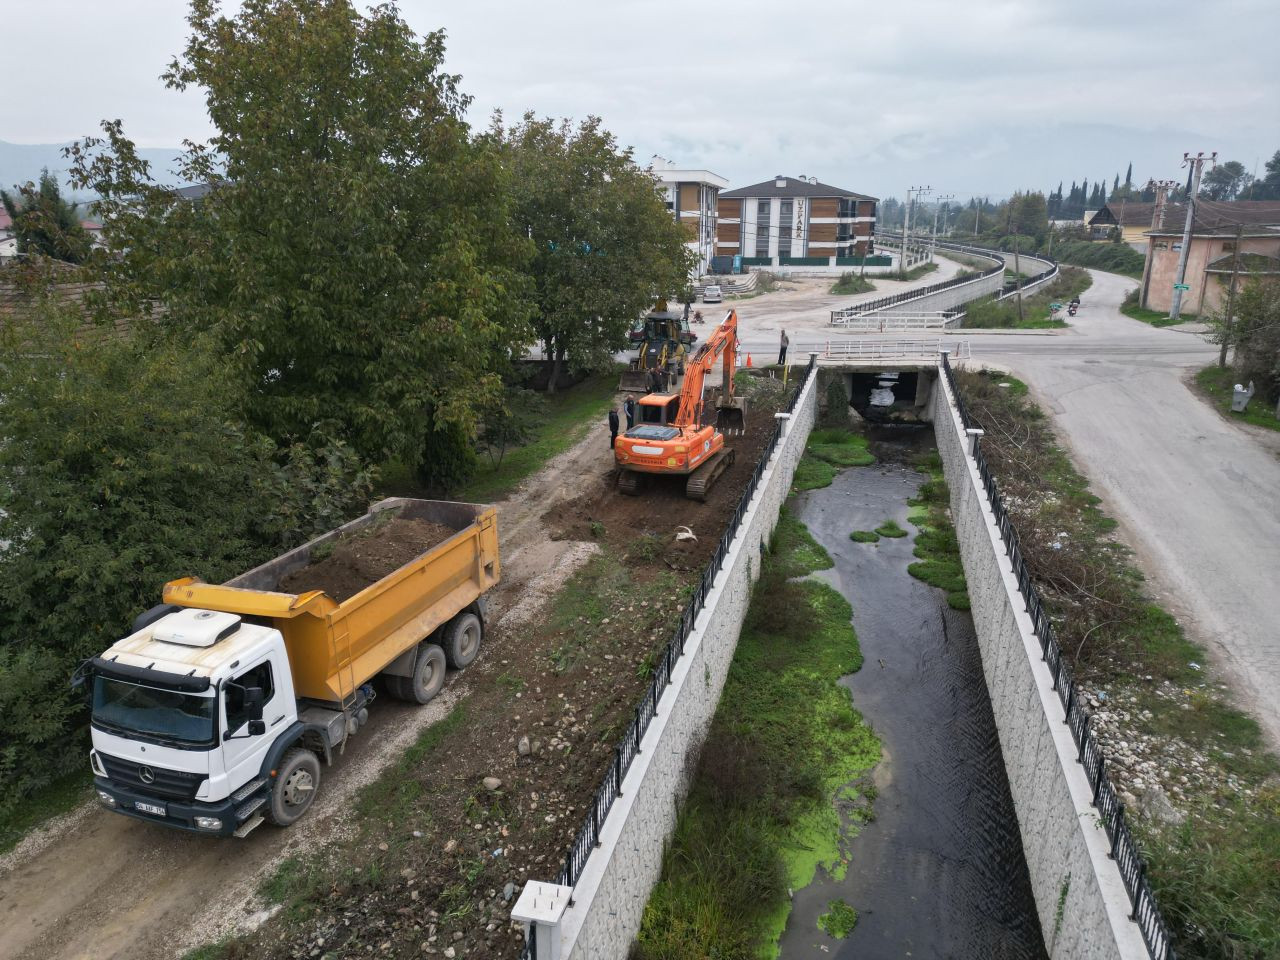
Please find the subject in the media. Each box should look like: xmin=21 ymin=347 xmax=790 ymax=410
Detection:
xmin=442 ymin=612 xmax=482 ymax=670
xmin=268 ymin=748 xmax=320 ymax=827
xmin=409 ymin=643 xmax=447 ymax=704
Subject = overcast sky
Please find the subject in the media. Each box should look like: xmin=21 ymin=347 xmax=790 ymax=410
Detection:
xmin=4 ymin=0 xmax=1278 ymax=198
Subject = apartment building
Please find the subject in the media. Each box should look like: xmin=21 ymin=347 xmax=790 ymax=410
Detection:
xmin=716 ymin=175 xmax=878 ymax=264
xmin=647 ymin=157 xmax=729 ymax=276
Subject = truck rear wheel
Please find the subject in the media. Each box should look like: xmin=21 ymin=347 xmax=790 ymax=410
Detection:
xmin=409 ymin=643 xmax=447 ymax=704
xmin=269 ymin=748 xmax=320 ymax=827
xmin=443 ymin=613 xmax=482 ymax=669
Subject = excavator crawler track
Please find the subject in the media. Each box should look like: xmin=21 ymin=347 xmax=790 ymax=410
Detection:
xmin=617 ymin=469 xmax=643 ymax=496
xmin=685 ymin=449 xmax=735 ymax=502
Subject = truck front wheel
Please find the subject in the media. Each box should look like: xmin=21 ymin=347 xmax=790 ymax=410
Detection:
xmin=269 ymin=748 xmax=321 ymax=827
xmin=443 ymin=613 xmax=482 ymax=669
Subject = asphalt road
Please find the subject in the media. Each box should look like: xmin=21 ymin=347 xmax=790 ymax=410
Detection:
xmin=739 ymin=268 xmax=1280 ymax=748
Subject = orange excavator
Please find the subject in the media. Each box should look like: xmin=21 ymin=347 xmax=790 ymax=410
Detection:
xmin=614 ymin=310 xmax=747 ymax=501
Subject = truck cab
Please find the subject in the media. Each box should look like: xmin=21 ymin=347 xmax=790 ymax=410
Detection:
xmin=85 ymin=607 xmax=322 ymax=836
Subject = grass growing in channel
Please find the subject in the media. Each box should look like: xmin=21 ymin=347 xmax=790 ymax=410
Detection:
xmin=849 ymin=530 xmax=879 ymax=543
xmin=873 ymin=519 xmax=907 ymax=539
xmin=794 ymin=428 xmax=875 ymax=492
xmin=634 ymin=513 xmax=879 ymax=960
xmin=906 ymin=451 xmax=970 ymax=611
xmin=817 ymin=899 xmax=860 ymax=938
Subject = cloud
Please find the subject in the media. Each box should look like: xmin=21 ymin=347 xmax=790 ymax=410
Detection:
xmin=0 ymin=0 xmax=1275 ymax=197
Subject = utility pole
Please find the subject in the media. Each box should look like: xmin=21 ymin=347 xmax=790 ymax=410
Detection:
xmin=1170 ymin=151 xmax=1216 ymax=321
xmin=902 ymin=185 xmax=931 ymax=274
xmin=931 ymin=194 xmax=954 ymax=260
xmin=1220 ymin=223 xmax=1244 ymax=368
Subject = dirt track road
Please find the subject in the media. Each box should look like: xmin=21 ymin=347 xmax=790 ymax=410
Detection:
xmin=0 ymin=426 xmax=614 ymax=960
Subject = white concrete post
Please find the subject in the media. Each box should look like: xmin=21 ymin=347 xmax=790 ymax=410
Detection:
xmin=965 ymin=427 xmax=985 ymax=456
xmin=775 ymin=411 xmax=793 ymax=437
xmin=511 ymin=881 xmax=573 ymax=960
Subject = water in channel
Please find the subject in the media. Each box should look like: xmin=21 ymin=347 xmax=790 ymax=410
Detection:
xmin=780 ymin=431 xmax=1047 ymax=960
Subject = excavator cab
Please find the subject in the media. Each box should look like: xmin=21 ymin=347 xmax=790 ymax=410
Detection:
xmin=636 ymin=393 xmax=681 ymax=427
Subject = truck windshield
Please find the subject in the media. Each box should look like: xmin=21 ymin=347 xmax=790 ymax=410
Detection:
xmin=92 ymin=676 xmax=217 ymax=746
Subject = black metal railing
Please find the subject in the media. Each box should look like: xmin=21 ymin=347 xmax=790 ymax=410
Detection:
xmin=939 ymin=353 xmax=1174 ymax=960
xmin=539 ymin=357 xmax=814 ymax=907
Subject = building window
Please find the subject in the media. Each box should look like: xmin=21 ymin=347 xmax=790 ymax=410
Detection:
xmin=755 ymin=199 xmax=770 ymax=258
xmin=839 ymin=198 xmax=858 ymax=219
xmin=778 ymin=199 xmax=793 ymax=258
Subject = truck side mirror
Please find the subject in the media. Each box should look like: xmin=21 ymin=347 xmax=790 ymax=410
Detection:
xmin=244 ymin=686 xmax=265 ymax=721
xmin=247 ymin=719 xmax=266 ymax=736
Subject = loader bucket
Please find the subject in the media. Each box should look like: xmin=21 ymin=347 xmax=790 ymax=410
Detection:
xmin=618 ymin=368 xmax=649 ymax=392
xmin=715 ymin=397 xmax=747 ymax=435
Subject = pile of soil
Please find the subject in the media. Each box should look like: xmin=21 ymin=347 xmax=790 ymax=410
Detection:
xmin=278 ymin=518 xmax=457 ymax=602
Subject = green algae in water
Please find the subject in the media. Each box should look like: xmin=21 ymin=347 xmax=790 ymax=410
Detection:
xmin=634 ymin=502 xmax=880 ymax=960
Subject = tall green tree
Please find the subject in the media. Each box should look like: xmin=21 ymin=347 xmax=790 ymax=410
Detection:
xmin=500 ymin=114 xmax=694 ymax=392
xmin=0 ymin=169 xmax=90 ymax=263
xmin=69 ymin=0 xmax=531 ymax=473
xmin=1202 ymin=160 xmax=1252 ymax=201
xmin=0 ymin=303 xmax=373 ymax=817
xmin=1254 ymin=150 xmax=1280 ymax=199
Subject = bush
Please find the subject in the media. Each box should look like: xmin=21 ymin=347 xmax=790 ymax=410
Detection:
xmin=1048 ymin=240 xmax=1145 ymax=279
xmin=0 ymin=309 xmax=372 ymax=820
xmin=830 ymin=273 xmax=874 ymax=295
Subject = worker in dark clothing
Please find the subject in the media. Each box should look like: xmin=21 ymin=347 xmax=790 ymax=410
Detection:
xmin=778 ymin=329 xmax=789 ymax=366
xmin=608 ymin=407 xmax=620 ymax=449
xmin=623 ymin=394 xmax=637 ymax=429
xmin=646 ymin=367 xmax=659 ymax=394
xmin=657 ymin=366 xmax=669 ymax=392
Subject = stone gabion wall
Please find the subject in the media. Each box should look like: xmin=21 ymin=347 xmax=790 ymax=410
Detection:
xmin=557 ymin=374 xmax=819 ymax=960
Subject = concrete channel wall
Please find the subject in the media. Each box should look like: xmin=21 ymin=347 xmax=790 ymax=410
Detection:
xmin=546 ymin=371 xmax=820 ymax=960
xmin=933 ymin=371 xmax=1149 ymax=960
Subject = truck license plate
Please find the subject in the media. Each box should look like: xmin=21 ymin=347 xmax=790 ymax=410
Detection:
xmin=135 ymin=800 xmax=166 ymax=816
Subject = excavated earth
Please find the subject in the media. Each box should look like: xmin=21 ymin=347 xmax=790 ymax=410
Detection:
xmin=0 ymin=374 xmax=789 ymax=960
xmin=277 ymin=518 xmax=458 ymax=602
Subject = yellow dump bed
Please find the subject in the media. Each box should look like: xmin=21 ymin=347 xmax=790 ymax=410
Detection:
xmin=163 ymin=498 xmax=499 ymax=704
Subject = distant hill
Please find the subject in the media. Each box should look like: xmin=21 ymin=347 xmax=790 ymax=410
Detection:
xmin=0 ymin=139 xmax=192 ymax=201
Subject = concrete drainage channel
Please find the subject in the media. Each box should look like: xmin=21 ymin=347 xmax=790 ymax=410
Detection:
xmin=512 ymin=358 xmax=1169 ymax=960
xmin=784 ymin=443 xmax=1046 ymax=958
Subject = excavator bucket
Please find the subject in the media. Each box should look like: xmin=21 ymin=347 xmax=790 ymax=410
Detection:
xmin=618 ymin=367 xmax=649 ymax=392
xmin=715 ymin=397 xmax=747 ymax=436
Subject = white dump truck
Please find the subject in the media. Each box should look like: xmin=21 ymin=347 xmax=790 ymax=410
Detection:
xmin=75 ymin=498 xmax=499 ymax=837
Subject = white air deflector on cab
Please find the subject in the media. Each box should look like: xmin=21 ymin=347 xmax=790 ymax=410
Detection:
xmin=153 ymin=609 xmax=241 ymax=647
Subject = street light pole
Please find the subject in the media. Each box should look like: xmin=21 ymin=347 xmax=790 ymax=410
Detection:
xmin=1170 ymin=151 xmax=1216 ymax=321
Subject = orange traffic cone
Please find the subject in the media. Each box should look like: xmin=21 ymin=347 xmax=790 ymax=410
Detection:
xmin=746 ymin=353 xmax=753 ymax=368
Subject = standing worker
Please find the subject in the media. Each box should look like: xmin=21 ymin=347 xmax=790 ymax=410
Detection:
xmin=607 ymin=407 xmax=620 ymax=449
xmin=646 ymin=367 xmax=659 ymax=394
xmin=778 ymin=329 xmax=789 ymax=366
xmin=623 ymin=393 xmax=637 ymax=429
